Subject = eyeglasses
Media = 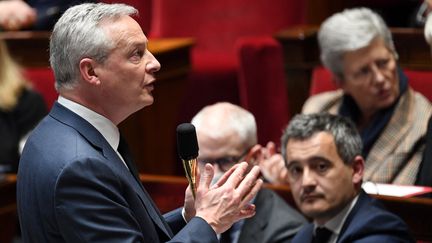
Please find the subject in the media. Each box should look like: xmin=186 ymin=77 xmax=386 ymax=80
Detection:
xmin=198 ymin=148 xmax=250 ymax=172
xmin=345 ymin=56 xmax=395 ymax=84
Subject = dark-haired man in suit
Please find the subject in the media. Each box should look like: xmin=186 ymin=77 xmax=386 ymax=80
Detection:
xmin=281 ymin=113 xmax=414 ymax=243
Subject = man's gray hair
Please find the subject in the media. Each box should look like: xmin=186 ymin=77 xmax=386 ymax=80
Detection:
xmin=50 ymin=3 xmax=137 ymax=91
xmin=318 ymin=7 xmax=397 ymax=80
xmin=425 ymin=13 xmax=432 ymax=47
xmin=281 ymin=113 xmax=362 ymax=165
xmin=191 ymin=102 xmax=257 ymax=149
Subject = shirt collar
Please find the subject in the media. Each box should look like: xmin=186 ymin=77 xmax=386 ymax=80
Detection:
xmin=314 ymin=195 xmax=359 ymax=237
xmin=58 ymin=96 xmax=120 ymax=151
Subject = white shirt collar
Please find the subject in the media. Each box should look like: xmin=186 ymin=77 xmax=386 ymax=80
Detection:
xmin=314 ymin=194 xmax=359 ymax=243
xmin=57 ymin=96 xmax=120 ymax=151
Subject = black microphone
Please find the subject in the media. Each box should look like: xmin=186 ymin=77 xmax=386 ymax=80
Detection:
xmin=176 ymin=123 xmax=199 ymax=198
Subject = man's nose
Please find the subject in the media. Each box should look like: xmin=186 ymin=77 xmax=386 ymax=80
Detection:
xmin=147 ymin=51 xmax=161 ymax=73
xmin=370 ymin=63 xmax=385 ymax=84
xmin=301 ymin=168 xmax=317 ymax=187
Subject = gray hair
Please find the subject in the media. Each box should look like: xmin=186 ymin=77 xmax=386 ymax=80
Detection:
xmin=318 ymin=7 xmax=397 ymax=80
xmin=281 ymin=113 xmax=362 ymax=165
xmin=425 ymin=13 xmax=432 ymax=47
xmin=191 ymin=102 xmax=257 ymax=149
xmin=50 ymin=3 xmax=137 ymax=91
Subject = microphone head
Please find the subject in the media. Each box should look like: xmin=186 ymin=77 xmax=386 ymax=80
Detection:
xmin=176 ymin=123 xmax=199 ymax=160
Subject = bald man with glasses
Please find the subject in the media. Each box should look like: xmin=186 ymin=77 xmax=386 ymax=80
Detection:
xmin=191 ymin=102 xmax=306 ymax=243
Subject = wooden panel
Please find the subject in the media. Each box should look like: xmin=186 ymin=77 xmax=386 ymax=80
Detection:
xmin=304 ymin=0 xmax=346 ymax=25
xmin=274 ymin=25 xmax=319 ymax=115
xmin=140 ymin=174 xmax=188 ymax=213
xmin=303 ymin=0 xmax=420 ymax=27
xmin=0 ymin=174 xmax=17 ymax=243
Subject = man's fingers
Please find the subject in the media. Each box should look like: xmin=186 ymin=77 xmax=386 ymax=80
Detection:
xmin=240 ymin=178 xmax=263 ymax=207
xmin=212 ymin=163 xmax=240 ymax=189
xmin=199 ymin=163 xmax=214 ymax=191
xmin=237 ymin=204 xmax=257 ymax=220
xmin=225 ymin=162 xmax=249 ymax=188
xmin=235 ymin=165 xmax=261 ymax=196
xmin=266 ymin=141 xmax=276 ymax=154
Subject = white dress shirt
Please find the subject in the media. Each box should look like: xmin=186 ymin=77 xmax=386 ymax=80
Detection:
xmin=314 ymin=195 xmax=359 ymax=243
xmin=57 ymin=96 xmax=128 ymax=168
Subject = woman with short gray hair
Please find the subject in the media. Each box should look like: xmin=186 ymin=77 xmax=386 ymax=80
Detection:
xmin=302 ymin=7 xmax=432 ymax=185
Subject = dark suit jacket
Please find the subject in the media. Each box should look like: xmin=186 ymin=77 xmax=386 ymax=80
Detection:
xmin=238 ymin=188 xmax=306 ymax=243
xmin=291 ymin=191 xmax=414 ymax=243
xmin=17 ymin=102 xmax=217 ymax=243
xmin=416 ymin=115 xmax=432 ymax=189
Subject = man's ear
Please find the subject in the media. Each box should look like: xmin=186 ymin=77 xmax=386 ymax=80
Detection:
xmin=244 ymin=144 xmax=262 ymax=165
xmin=79 ymin=58 xmax=100 ymax=86
xmin=351 ymin=155 xmax=364 ymax=186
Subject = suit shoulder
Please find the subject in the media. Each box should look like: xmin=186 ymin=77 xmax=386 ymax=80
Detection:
xmin=340 ymin=194 xmax=414 ymax=242
xmin=302 ymin=90 xmax=343 ymax=114
xmin=258 ymin=188 xmax=307 ymax=224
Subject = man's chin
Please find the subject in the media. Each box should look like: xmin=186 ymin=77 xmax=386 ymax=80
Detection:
xmin=300 ymin=202 xmax=327 ymax=218
xmin=140 ymin=97 xmax=154 ymax=108
xmin=302 ymin=208 xmax=329 ymax=221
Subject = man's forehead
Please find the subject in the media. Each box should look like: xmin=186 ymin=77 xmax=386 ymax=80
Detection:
xmin=100 ymin=15 xmax=145 ymax=44
xmin=287 ymin=132 xmax=335 ymax=149
xmin=285 ymin=132 xmax=338 ymax=162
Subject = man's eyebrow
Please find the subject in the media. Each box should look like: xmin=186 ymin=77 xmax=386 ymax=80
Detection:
xmin=287 ymin=156 xmax=331 ymax=165
xmin=124 ymin=38 xmax=147 ymax=50
xmin=308 ymin=156 xmax=333 ymax=166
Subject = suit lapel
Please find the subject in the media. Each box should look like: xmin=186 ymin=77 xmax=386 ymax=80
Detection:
xmin=337 ymin=191 xmax=367 ymax=243
xmin=293 ymin=224 xmax=314 ymax=243
xmin=50 ymin=102 xmax=172 ymax=238
xmin=117 ymin=136 xmax=173 ymax=238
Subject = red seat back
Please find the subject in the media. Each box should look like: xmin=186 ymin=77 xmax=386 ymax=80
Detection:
xmin=150 ymin=0 xmax=304 ymax=55
xmin=237 ymin=37 xmax=290 ymax=145
xmin=309 ymin=66 xmax=337 ymax=96
xmin=404 ymin=69 xmax=432 ymax=101
xmin=150 ymin=0 xmax=305 ymax=126
xmin=24 ymin=68 xmax=57 ymax=109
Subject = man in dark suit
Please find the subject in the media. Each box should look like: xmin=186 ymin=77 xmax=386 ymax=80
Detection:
xmin=16 ymin=3 xmax=263 ymax=242
xmin=191 ymin=102 xmax=307 ymax=243
xmin=280 ymin=113 xmax=414 ymax=243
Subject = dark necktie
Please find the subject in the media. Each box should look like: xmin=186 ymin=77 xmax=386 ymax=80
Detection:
xmin=312 ymin=227 xmax=332 ymax=243
xmin=219 ymin=226 xmax=233 ymax=243
xmin=117 ymin=137 xmax=140 ymax=183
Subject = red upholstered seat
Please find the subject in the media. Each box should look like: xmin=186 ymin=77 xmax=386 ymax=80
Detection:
xmin=309 ymin=66 xmax=336 ymax=96
xmin=236 ymin=37 xmax=290 ymax=145
xmin=24 ymin=67 xmax=57 ymax=109
xmin=310 ymin=66 xmax=432 ymax=102
xmin=149 ymin=0 xmax=304 ymax=122
xmin=404 ymin=69 xmax=432 ymax=102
